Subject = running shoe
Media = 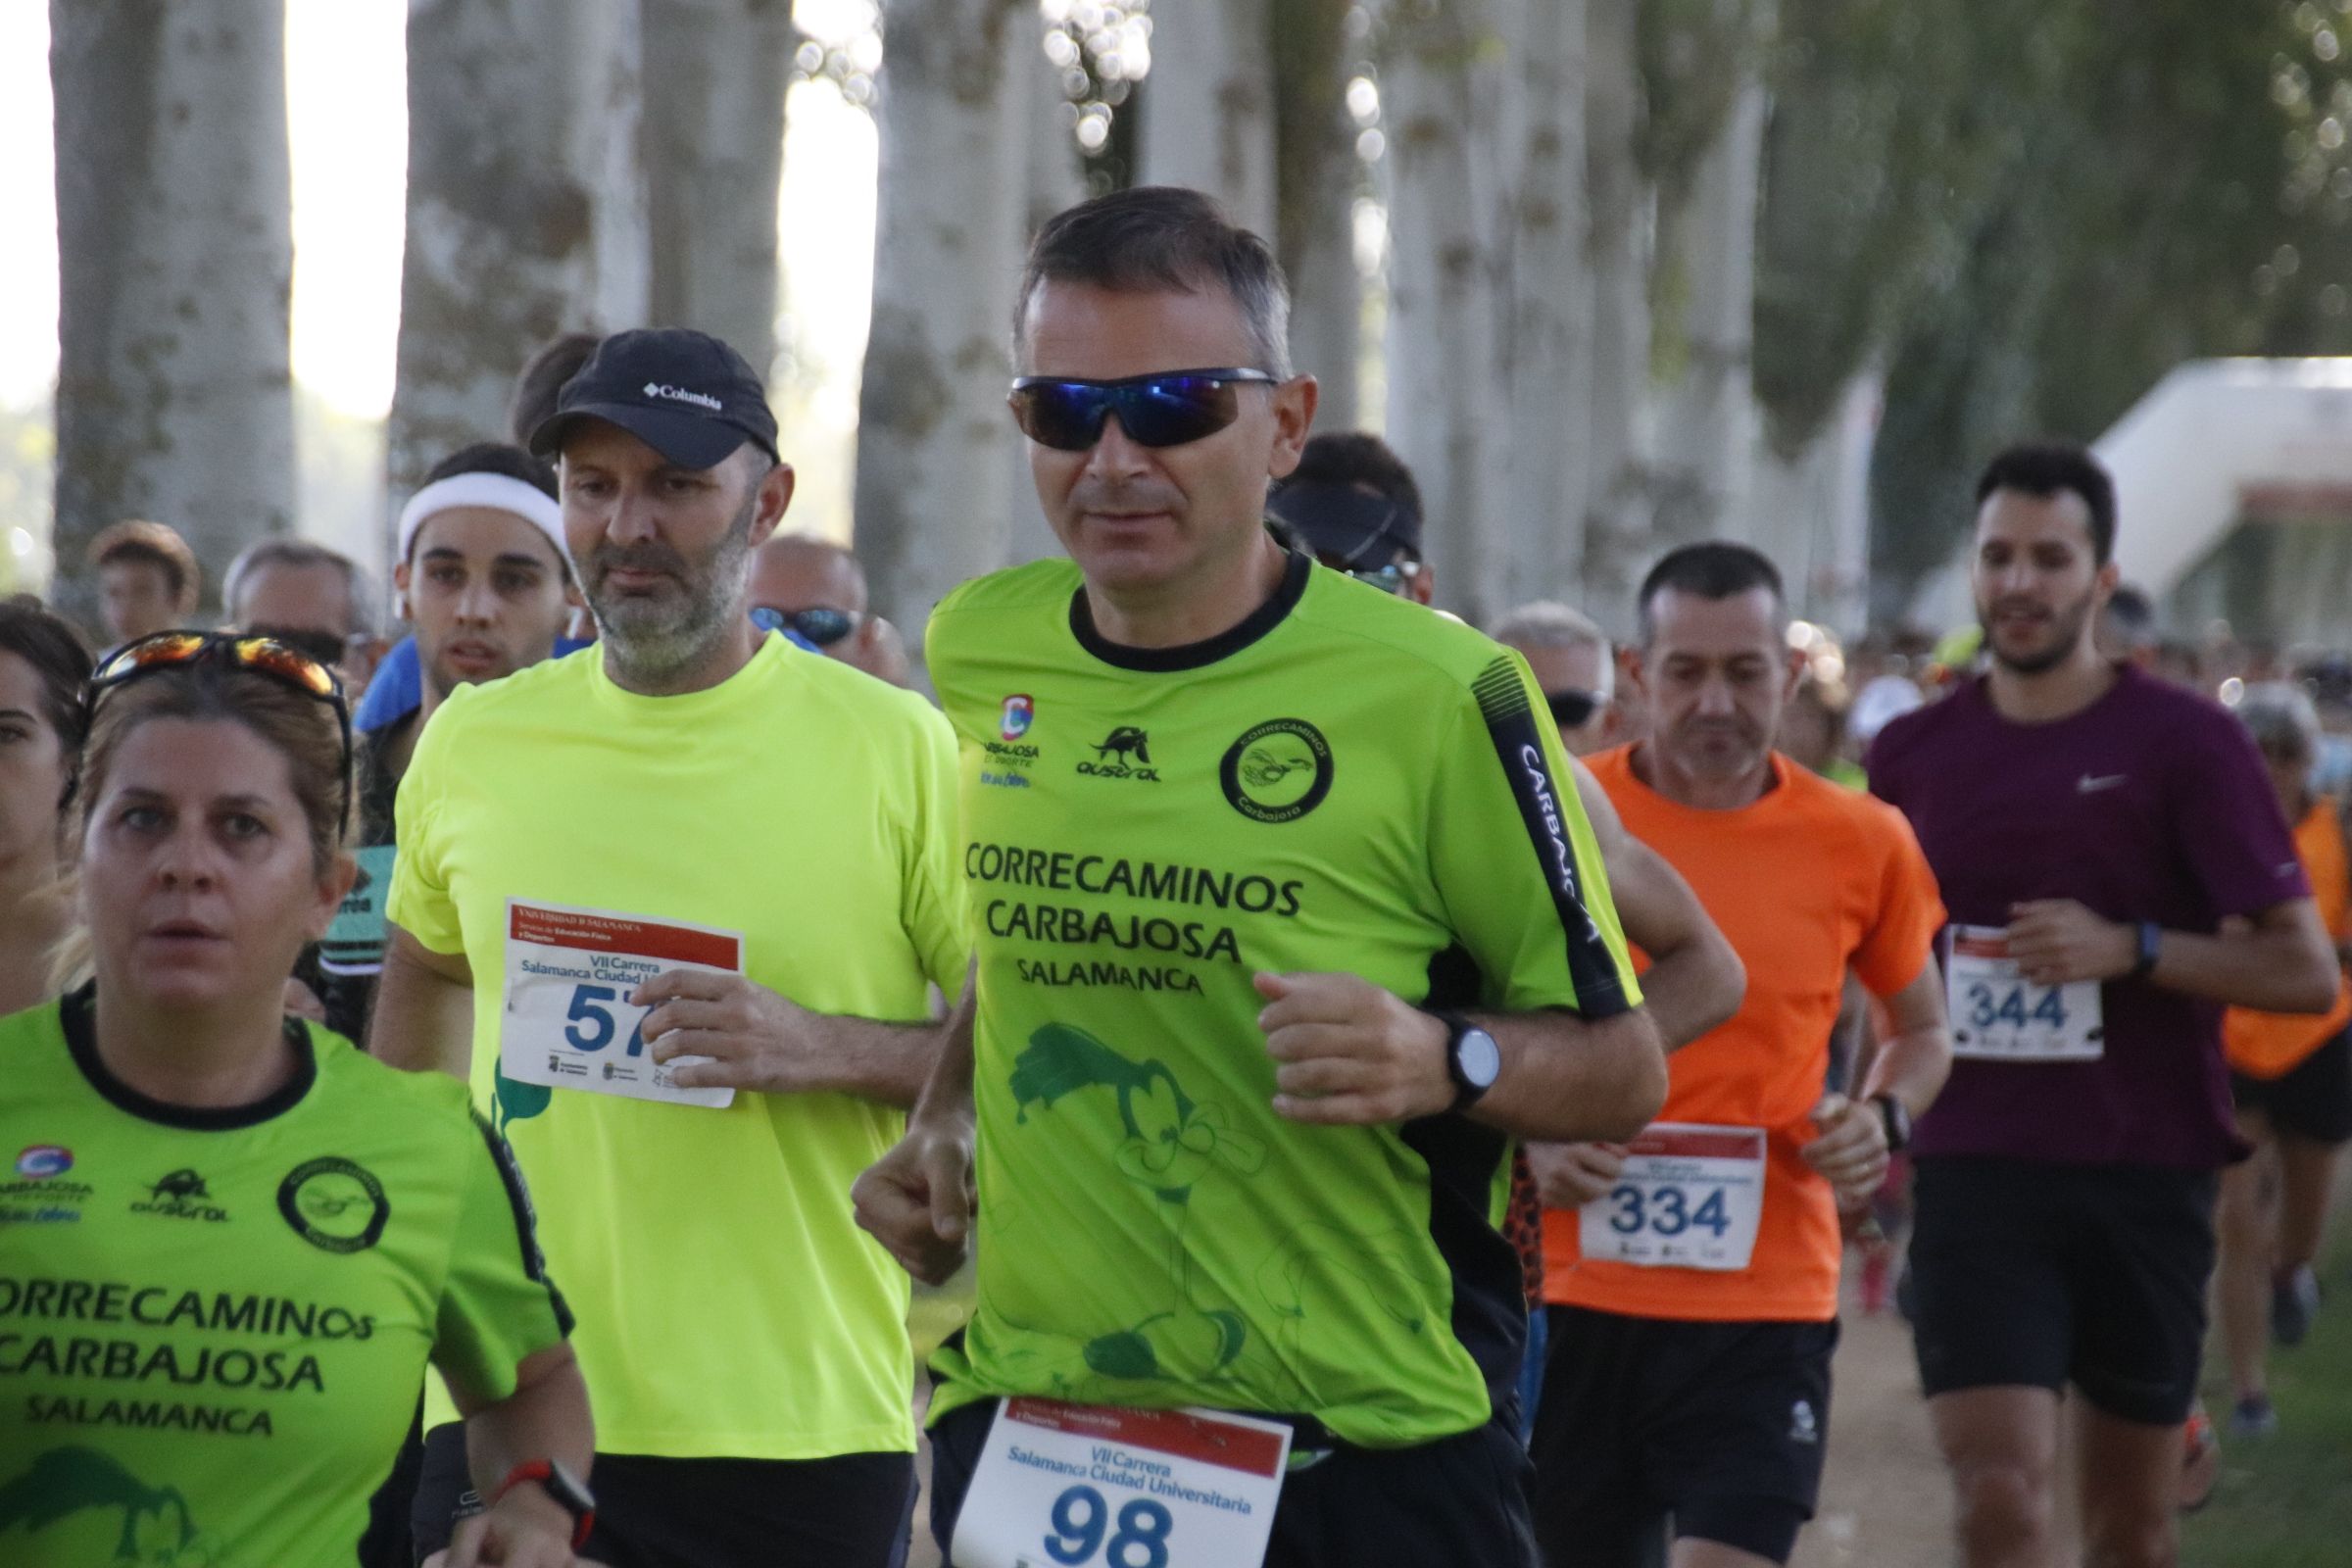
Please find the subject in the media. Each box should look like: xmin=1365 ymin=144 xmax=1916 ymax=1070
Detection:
xmin=2180 ymin=1404 xmax=2221 ymax=1514
xmin=2230 ymin=1393 xmax=2278 ymax=1438
xmin=2273 ymin=1265 xmax=2322 ymax=1348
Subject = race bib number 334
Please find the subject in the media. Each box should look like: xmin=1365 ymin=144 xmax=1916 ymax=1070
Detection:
xmin=1580 ymin=1123 xmax=1766 ymax=1272
xmin=953 ymin=1398 xmax=1292 ymax=1568
xmin=500 ymin=900 xmax=742 ymax=1108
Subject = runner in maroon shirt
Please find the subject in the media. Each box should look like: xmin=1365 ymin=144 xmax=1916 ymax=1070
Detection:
xmin=1868 ymin=442 xmax=2338 ymax=1568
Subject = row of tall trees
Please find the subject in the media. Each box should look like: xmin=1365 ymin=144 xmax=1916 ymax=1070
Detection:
xmin=45 ymin=0 xmax=2352 ymax=634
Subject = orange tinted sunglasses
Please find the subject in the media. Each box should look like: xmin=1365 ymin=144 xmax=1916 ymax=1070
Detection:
xmin=89 ymin=631 xmax=353 ymax=824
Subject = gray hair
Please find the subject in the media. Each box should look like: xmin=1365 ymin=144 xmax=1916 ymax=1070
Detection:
xmin=222 ymin=537 xmax=370 ymax=634
xmin=1491 ymin=602 xmax=1614 ymax=700
xmin=1013 ymin=186 xmax=1293 ymax=378
xmin=2235 ymin=681 xmax=2322 ymax=760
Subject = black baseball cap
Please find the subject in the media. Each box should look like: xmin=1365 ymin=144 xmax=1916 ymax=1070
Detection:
xmin=1263 ymin=479 xmax=1423 ymax=570
xmin=529 ymin=327 xmax=780 ymax=470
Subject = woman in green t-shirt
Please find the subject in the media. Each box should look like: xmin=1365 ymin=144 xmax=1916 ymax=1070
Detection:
xmin=0 ymin=634 xmax=595 ymax=1568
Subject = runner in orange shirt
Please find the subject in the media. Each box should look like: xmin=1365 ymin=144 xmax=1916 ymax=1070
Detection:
xmin=2216 ymin=683 xmax=2352 ymax=1435
xmin=1527 ymin=543 xmax=1955 ymax=1568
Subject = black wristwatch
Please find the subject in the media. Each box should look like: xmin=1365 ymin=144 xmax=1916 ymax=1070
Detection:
xmin=1872 ymin=1092 xmax=1911 ymax=1154
xmin=1432 ymin=1011 xmax=1501 ymax=1111
xmin=2131 ymin=920 xmax=2163 ymax=979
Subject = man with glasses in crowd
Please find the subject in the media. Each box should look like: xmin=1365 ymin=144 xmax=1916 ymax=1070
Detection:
xmin=855 ymin=185 xmax=1666 ymax=1568
xmin=749 ymin=531 xmax=910 ymax=686
xmin=1494 ymin=601 xmax=1627 ymax=758
xmin=373 ymin=327 xmax=968 ymax=1566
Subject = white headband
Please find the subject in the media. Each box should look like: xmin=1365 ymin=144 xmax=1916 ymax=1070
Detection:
xmin=396 ymin=472 xmax=566 ymax=564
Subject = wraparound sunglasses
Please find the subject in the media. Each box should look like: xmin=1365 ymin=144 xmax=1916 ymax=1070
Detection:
xmin=1008 ymin=368 xmax=1280 ymax=451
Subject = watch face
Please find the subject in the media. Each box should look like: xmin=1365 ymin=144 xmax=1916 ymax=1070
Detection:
xmin=1459 ymin=1028 xmax=1501 ymax=1090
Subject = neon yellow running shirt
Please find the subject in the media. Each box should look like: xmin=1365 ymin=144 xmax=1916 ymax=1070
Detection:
xmin=927 ymin=553 xmax=1642 ymax=1446
xmin=0 ymin=991 xmax=568 ymax=1568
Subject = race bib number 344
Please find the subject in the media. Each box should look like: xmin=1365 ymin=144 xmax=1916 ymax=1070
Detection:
xmin=500 ymin=900 xmax=742 ymax=1108
xmin=953 ymin=1398 xmax=1292 ymax=1568
xmin=1946 ymin=924 xmax=2104 ymax=1062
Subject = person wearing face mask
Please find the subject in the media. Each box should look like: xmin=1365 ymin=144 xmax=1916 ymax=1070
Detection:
xmin=0 ymin=633 xmax=592 ymax=1568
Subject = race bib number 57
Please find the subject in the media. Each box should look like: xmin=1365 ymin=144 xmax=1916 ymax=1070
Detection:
xmin=1946 ymin=924 xmax=2104 ymax=1062
xmin=954 ymin=1399 xmax=1292 ymax=1568
xmin=500 ymin=900 xmax=742 ymax=1108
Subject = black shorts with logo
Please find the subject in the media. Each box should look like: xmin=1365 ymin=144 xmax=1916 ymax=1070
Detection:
xmin=410 ymin=1421 xmax=915 ymax=1568
xmin=1528 ymin=1306 xmax=1837 ymax=1567
xmin=2231 ymin=1028 xmax=2352 ymax=1145
xmin=924 ymin=1395 xmax=1537 ymax=1568
xmin=1909 ymin=1154 xmax=2218 ymax=1426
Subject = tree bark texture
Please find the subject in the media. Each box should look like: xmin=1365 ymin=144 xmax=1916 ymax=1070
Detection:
xmin=1272 ymin=0 xmax=1361 ymax=425
xmin=642 ymin=0 xmax=793 ymax=377
xmin=50 ymin=0 xmax=295 ymax=621
xmin=389 ymin=0 xmax=650 ymax=505
xmin=1383 ymin=0 xmax=1507 ymax=623
xmin=856 ymin=0 xmax=1030 ymax=640
xmin=1010 ymin=15 xmax=1081 ymax=564
xmin=1579 ymin=0 xmax=1656 ymax=634
xmin=1494 ymin=0 xmax=1592 ymax=608
xmin=1140 ymin=0 xmax=1278 ymax=236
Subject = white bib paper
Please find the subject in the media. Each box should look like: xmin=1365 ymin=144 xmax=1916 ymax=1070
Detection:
xmin=953 ymin=1398 xmax=1292 ymax=1568
xmin=500 ymin=899 xmax=741 ymax=1108
xmin=1945 ymin=924 xmax=2104 ymax=1062
xmin=1580 ymin=1123 xmax=1767 ymax=1272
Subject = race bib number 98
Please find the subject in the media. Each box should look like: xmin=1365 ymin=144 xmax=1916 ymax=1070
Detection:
xmin=1946 ymin=924 xmax=2104 ymax=1062
xmin=1580 ymin=1123 xmax=1766 ymax=1272
xmin=953 ymin=1398 xmax=1291 ymax=1568
xmin=500 ymin=900 xmax=742 ymax=1108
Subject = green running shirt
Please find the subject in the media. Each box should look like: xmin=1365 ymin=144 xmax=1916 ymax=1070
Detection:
xmin=0 ymin=990 xmax=568 ymax=1568
xmin=927 ymin=552 xmax=1642 ymax=1446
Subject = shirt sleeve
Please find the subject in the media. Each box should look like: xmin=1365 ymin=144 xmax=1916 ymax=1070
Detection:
xmin=1850 ymin=804 xmax=1948 ymax=999
xmin=2178 ymin=710 xmax=2313 ymax=918
xmin=900 ymin=698 xmax=974 ymax=999
xmin=1425 ymin=651 xmax=1642 ymax=1017
xmin=432 ymin=1110 xmax=573 ymax=1407
xmin=385 ymin=699 xmax=466 ymax=956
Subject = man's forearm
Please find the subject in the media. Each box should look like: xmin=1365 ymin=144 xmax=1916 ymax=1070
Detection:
xmin=1861 ymin=1024 xmax=1951 ymax=1120
xmin=797 ymin=1017 xmax=945 ymax=1108
xmin=2154 ymin=925 xmax=2337 ymax=1012
xmin=1468 ymin=1006 xmax=1667 ymax=1142
xmin=368 ymin=940 xmax=476 ymax=1077
xmin=1640 ymin=926 xmax=1745 ymax=1053
xmin=909 ymin=974 xmax=978 ymax=1120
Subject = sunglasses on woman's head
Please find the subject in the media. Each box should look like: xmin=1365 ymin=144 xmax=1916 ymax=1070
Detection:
xmin=1007 ymin=368 xmax=1280 ymax=452
xmin=89 ymin=631 xmax=354 ymax=826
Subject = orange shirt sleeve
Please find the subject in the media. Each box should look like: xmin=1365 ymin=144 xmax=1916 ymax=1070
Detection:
xmin=1848 ymin=802 xmax=1947 ymax=1001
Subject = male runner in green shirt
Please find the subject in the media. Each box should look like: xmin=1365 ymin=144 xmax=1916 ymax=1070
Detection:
xmin=856 ymin=186 xmax=1665 ymax=1568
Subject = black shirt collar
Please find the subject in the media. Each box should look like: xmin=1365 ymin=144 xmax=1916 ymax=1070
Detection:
xmin=61 ymin=982 xmax=317 ymax=1131
xmin=1068 ymin=548 xmax=1312 ymax=673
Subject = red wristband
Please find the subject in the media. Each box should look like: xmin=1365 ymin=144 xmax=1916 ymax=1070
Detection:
xmin=492 ymin=1459 xmax=595 ymax=1551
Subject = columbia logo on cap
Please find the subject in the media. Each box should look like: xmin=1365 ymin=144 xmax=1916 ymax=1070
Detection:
xmin=642 ymin=381 xmax=724 ymax=413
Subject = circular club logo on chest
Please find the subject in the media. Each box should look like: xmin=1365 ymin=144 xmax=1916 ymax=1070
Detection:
xmin=278 ymin=1157 xmax=390 ymax=1253
xmin=1219 ymin=718 xmax=1333 ymax=823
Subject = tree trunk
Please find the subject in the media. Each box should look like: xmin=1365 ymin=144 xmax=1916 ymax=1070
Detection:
xmin=641 ymin=0 xmax=793 ymax=377
xmin=1748 ymin=369 xmax=1875 ymax=627
xmin=1578 ymin=0 xmax=1652 ymax=634
xmin=856 ymin=0 xmax=1029 ymax=643
xmin=388 ymin=0 xmax=649 ymax=505
xmin=1272 ymin=0 xmax=1361 ymax=425
xmin=1138 ymin=0 xmax=1277 ymax=235
xmin=1495 ymin=0 xmax=1592 ymax=607
xmin=1383 ymin=0 xmax=1507 ymax=623
xmin=49 ymin=0 xmax=295 ymax=623
xmin=1010 ymin=15 xmax=1082 ymax=565
xmin=1649 ymin=71 xmax=1765 ymax=549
